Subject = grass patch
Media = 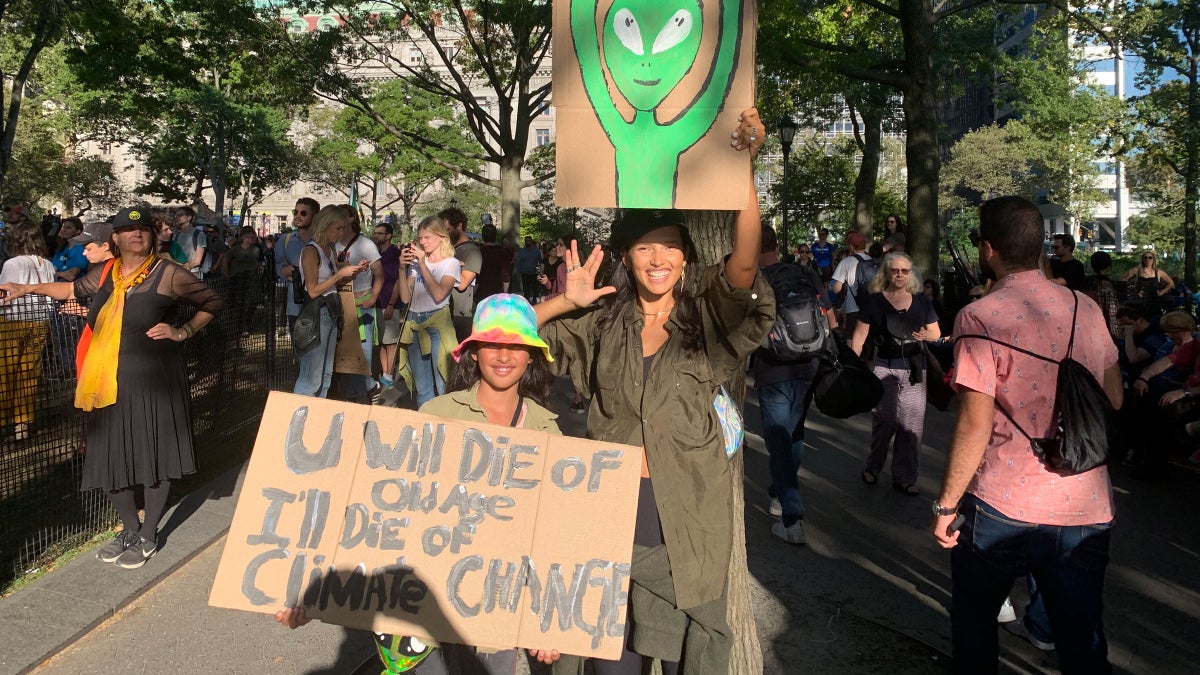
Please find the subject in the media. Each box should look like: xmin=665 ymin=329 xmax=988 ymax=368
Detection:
xmin=1 ymin=528 xmax=119 ymax=598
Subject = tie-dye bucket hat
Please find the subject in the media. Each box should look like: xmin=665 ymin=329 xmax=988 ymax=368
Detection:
xmin=451 ymin=293 xmax=554 ymax=362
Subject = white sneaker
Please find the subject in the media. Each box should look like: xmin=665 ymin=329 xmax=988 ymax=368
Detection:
xmin=771 ymin=520 xmax=805 ymax=545
xmin=1003 ymin=620 xmax=1056 ymax=651
xmin=768 ymin=498 xmax=783 ymax=517
xmin=997 ymin=597 xmax=1017 ymax=623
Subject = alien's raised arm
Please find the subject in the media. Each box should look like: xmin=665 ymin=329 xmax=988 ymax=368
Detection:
xmin=676 ymin=0 xmax=742 ymax=131
xmin=570 ymin=0 xmax=625 ymax=134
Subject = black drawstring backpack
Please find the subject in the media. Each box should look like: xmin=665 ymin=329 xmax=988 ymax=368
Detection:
xmin=958 ymin=291 xmax=1113 ymax=475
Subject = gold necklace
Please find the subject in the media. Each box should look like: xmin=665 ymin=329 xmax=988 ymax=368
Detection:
xmin=639 ymin=306 xmax=674 ymax=317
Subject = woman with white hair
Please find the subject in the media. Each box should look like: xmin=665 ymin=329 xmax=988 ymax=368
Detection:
xmin=850 ymin=252 xmax=940 ymax=495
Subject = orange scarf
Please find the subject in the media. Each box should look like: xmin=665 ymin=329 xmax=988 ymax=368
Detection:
xmin=75 ymin=255 xmax=157 ymax=411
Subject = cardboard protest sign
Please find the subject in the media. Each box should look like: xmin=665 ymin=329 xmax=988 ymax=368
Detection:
xmin=553 ymin=0 xmax=757 ymax=210
xmin=210 ymin=392 xmax=642 ymax=659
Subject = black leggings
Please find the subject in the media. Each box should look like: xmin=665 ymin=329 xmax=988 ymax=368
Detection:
xmin=107 ymin=481 xmax=172 ymax=541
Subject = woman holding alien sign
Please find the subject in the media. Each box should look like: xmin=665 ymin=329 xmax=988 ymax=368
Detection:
xmin=537 ymin=108 xmax=769 ymax=673
xmin=569 ymin=0 xmax=743 ymax=207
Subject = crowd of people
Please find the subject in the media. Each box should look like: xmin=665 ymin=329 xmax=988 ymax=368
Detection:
xmin=0 ymin=114 xmax=1193 ymax=672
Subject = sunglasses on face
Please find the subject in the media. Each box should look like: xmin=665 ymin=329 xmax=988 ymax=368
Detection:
xmin=292 ymin=209 xmax=309 ymax=216
xmin=890 ymin=268 xmax=912 ymax=275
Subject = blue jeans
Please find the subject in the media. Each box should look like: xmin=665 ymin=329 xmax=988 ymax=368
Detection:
xmin=407 ymin=310 xmax=445 ymax=407
xmin=293 ymin=306 xmax=337 ymax=398
xmin=950 ymin=493 xmax=1112 ymax=674
xmin=757 ymin=377 xmax=814 ymax=520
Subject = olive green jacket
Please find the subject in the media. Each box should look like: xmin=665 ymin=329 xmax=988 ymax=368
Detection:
xmin=418 ymin=386 xmax=562 ymax=435
xmin=540 ymin=264 xmax=774 ymax=609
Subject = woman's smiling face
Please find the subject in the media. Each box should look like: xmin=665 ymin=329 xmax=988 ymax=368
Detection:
xmin=625 ymin=225 xmax=686 ymax=298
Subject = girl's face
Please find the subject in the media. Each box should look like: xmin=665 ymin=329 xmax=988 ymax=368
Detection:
xmin=1166 ymin=327 xmax=1192 ymax=347
xmin=417 ymin=229 xmax=443 ymax=255
xmin=625 ymin=226 xmax=686 ymax=299
xmin=472 ymin=342 xmax=532 ymax=392
xmin=326 ymin=219 xmax=348 ymax=244
xmin=886 ymin=217 xmax=898 ymax=233
xmin=1142 ymin=254 xmax=1155 ymax=268
xmin=59 ymin=221 xmax=81 ymax=240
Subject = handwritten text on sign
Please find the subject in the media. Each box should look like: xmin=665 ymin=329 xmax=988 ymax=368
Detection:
xmin=209 ymin=392 xmax=642 ymax=659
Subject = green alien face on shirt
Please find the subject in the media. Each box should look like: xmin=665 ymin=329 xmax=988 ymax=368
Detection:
xmin=603 ymin=0 xmax=703 ymax=112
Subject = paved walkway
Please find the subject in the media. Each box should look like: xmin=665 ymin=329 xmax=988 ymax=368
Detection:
xmin=2 ymin=378 xmax=1198 ymax=674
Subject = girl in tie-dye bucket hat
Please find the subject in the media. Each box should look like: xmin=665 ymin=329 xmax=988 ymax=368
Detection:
xmin=275 ymin=294 xmax=564 ymax=670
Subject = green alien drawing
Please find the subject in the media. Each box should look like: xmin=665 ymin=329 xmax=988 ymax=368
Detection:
xmin=569 ymin=0 xmax=743 ymax=207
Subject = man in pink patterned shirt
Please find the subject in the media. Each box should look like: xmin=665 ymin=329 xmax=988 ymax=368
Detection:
xmin=931 ymin=196 xmax=1122 ymax=674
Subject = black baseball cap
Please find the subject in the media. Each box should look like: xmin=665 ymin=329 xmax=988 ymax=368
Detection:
xmin=610 ymin=209 xmax=689 ymax=251
xmin=69 ymin=221 xmax=114 ymax=246
xmin=112 ymin=206 xmax=153 ymax=230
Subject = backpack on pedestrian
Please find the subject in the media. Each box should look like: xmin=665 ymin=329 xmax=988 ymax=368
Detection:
xmin=850 ymin=253 xmax=878 ymax=307
xmin=760 ymin=262 xmax=829 ymax=362
xmin=958 ymin=291 xmax=1113 ymax=476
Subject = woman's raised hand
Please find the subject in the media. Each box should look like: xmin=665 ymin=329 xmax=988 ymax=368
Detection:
xmin=561 ymin=241 xmax=615 ymax=310
xmin=730 ymin=107 xmax=765 ymax=158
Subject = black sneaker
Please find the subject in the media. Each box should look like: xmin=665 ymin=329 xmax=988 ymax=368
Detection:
xmin=114 ymin=535 xmax=158 ymax=569
xmin=96 ymin=530 xmax=139 ymax=563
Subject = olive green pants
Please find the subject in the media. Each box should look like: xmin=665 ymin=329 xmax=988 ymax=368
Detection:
xmin=555 ymin=544 xmax=731 ymax=675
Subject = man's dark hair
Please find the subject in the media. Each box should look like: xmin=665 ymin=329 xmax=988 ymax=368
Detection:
xmin=1116 ymin=304 xmax=1147 ymax=322
xmin=1090 ymin=251 xmax=1112 ymax=273
xmin=176 ymin=205 xmax=195 ymax=218
xmin=1053 ymin=232 xmax=1076 ymax=251
xmin=375 ymin=222 xmax=394 ymax=236
xmin=481 ymin=224 xmax=498 ymax=242
xmin=524 ymin=236 xmax=535 ymax=246
xmin=437 ymin=207 xmax=467 ymax=229
xmin=296 ymin=197 xmax=320 ymax=214
xmin=818 ymin=228 xmax=829 ymax=237
xmin=760 ymin=224 xmax=778 ymax=254
xmin=979 ymin=196 xmax=1045 ymax=270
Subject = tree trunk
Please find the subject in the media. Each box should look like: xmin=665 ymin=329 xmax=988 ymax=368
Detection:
xmin=499 ymin=154 xmax=525 ymax=240
xmin=853 ymin=108 xmax=883 ymax=234
xmin=899 ymin=0 xmax=941 ymax=275
xmin=686 ymin=209 xmax=764 ymax=675
xmin=1184 ymin=51 xmax=1199 ymax=309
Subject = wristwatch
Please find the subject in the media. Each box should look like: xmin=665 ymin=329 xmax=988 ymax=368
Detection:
xmin=932 ymin=500 xmax=958 ymax=516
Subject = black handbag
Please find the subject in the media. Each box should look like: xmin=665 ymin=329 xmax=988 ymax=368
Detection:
xmin=812 ymin=332 xmax=884 ymax=418
xmin=292 ymin=296 xmax=323 ymax=356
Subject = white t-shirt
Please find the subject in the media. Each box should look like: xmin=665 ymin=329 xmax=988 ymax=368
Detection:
xmin=408 ymin=257 xmax=461 ymax=313
xmin=0 ymin=254 xmax=57 ymax=320
xmin=336 ymin=233 xmax=382 ymax=294
xmin=832 ymin=252 xmax=872 ymax=313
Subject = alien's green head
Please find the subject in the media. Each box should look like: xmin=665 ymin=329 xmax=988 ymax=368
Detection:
xmin=602 ymin=0 xmax=703 ymax=112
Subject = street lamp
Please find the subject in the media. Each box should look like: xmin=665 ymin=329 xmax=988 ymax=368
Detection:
xmin=449 ymin=196 xmax=458 ymax=210
xmin=777 ymin=116 xmax=797 ymax=258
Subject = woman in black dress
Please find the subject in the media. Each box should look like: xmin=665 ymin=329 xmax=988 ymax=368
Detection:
xmin=0 ymin=206 xmax=222 ymax=569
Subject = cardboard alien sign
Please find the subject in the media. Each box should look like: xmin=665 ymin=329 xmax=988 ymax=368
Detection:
xmin=554 ymin=0 xmax=756 ymax=210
